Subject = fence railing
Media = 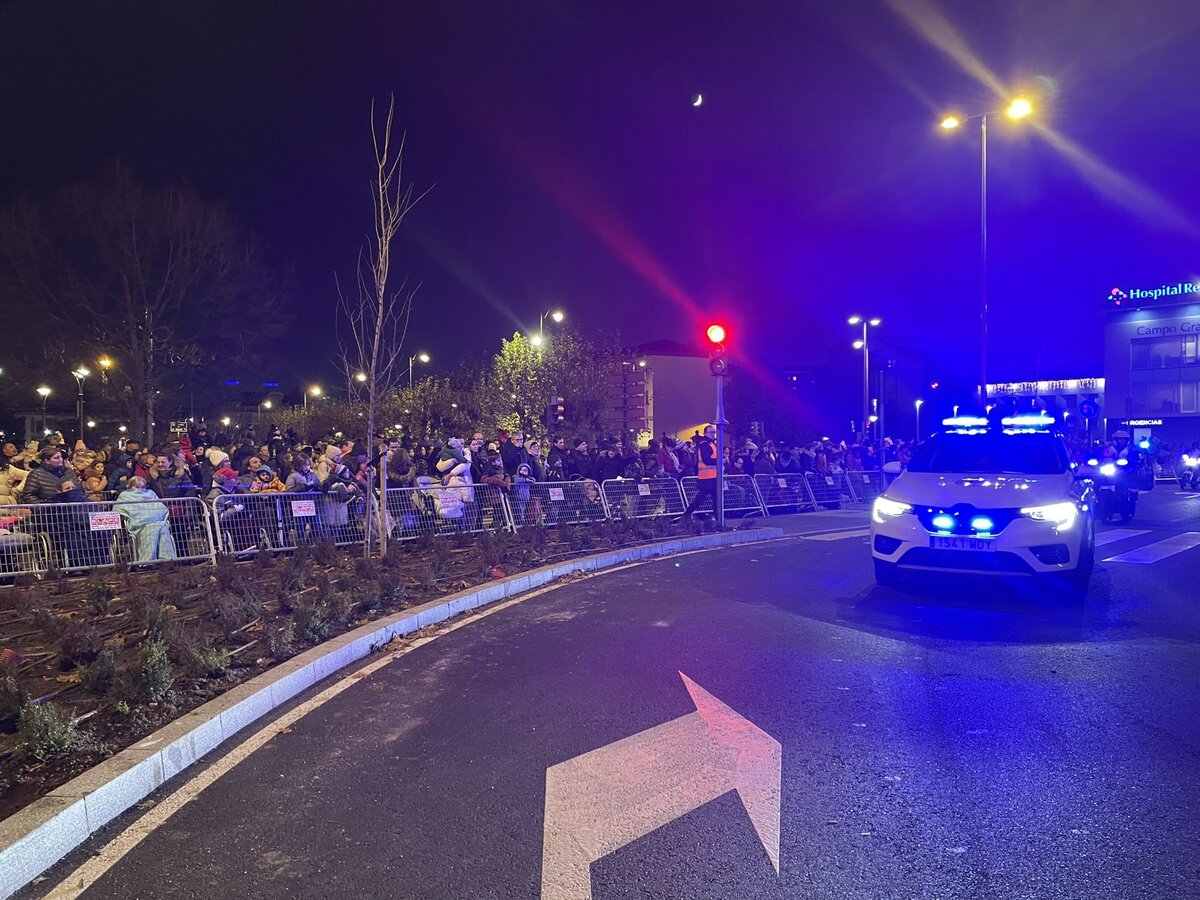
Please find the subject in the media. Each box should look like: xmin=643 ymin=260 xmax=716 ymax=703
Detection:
xmin=600 ymin=478 xmax=686 ymax=520
xmin=0 ymin=497 xmax=215 ymax=577
xmin=681 ymin=474 xmax=767 ymax=516
xmin=0 ymin=465 xmax=901 ymax=579
xmin=753 ymin=474 xmax=817 ymax=513
xmin=503 ymin=479 xmax=609 ymax=528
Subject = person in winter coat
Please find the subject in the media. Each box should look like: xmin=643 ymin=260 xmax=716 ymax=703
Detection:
xmin=115 ymin=477 xmax=177 ymax=562
xmin=285 ymin=454 xmax=321 ymax=492
xmin=0 ymin=457 xmax=28 ymax=507
xmin=595 ymin=442 xmax=625 ymax=483
xmin=109 ymin=455 xmax=136 ymax=494
xmin=568 ymin=439 xmax=593 ymax=480
xmin=248 ymin=466 xmax=285 ymax=494
xmin=21 ymin=447 xmax=111 ymax=567
xmin=545 ymin=436 xmax=569 ymax=481
xmin=149 ymin=454 xmax=197 ymax=499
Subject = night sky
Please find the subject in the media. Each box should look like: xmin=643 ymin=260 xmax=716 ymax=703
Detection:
xmin=3 ymin=0 xmax=1199 ymax=399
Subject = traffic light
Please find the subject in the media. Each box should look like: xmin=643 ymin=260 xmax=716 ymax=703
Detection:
xmin=545 ymin=396 xmax=565 ymax=432
xmin=705 ymin=323 xmax=728 ymax=376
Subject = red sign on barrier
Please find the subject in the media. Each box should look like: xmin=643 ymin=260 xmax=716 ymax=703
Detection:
xmin=88 ymin=511 xmax=122 ymax=531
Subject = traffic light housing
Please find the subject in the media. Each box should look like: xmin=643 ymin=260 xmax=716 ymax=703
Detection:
xmin=705 ymin=323 xmax=728 ymax=376
xmin=545 ymin=396 xmax=565 ymax=432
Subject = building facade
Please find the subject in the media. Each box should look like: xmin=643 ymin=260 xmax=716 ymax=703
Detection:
xmin=1103 ymin=283 xmax=1200 ymax=444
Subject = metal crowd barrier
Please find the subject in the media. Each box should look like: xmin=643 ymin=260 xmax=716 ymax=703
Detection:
xmin=0 ymin=496 xmax=215 ymax=577
xmin=804 ymin=471 xmax=854 ymax=508
xmin=845 ymin=469 xmax=885 ymax=503
xmin=600 ymin=478 xmax=686 ymax=520
xmin=504 ymin=479 xmax=610 ymax=527
xmin=383 ymin=482 xmax=514 ymax=538
xmin=753 ymin=473 xmax=818 ymax=513
xmin=681 ymin=474 xmax=767 ymax=516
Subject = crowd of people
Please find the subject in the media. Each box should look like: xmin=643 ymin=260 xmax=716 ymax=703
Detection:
xmin=0 ymin=421 xmax=929 ymax=569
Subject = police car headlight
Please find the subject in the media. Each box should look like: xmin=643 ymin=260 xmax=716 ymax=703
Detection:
xmin=1099 ymin=463 xmax=1117 ymax=476
xmin=1020 ymin=501 xmax=1078 ymax=530
xmin=872 ymin=497 xmax=912 ymax=524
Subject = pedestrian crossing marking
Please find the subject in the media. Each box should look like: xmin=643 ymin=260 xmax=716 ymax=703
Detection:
xmin=805 ymin=528 xmax=871 ymax=541
xmin=1094 ymin=528 xmax=1151 ymax=547
xmin=1103 ymin=532 xmax=1200 ymax=564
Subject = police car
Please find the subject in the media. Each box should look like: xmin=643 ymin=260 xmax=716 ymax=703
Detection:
xmin=870 ymin=414 xmax=1095 ymax=593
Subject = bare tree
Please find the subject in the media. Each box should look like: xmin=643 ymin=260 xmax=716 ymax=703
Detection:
xmin=0 ymin=163 xmax=286 ymax=445
xmin=336 ymin=96 xmax=429 ymax=557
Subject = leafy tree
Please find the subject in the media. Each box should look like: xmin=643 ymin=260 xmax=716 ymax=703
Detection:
xmin=0 ymin=163 xmax=287 ymax=445
xmin=482 ymin=328 xmax=620 ymax=436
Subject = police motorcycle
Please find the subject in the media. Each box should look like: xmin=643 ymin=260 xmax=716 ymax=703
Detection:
xmin=1180 ymin=445 xmax=1200 ymax=491
xmin=1082 ymin=430 xmax=1143 ymax=523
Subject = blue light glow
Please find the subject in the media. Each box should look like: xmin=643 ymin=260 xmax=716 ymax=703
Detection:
xmin=942 ymin=416 xmax=988 ymax=428
xmin=223 ymin=379 xmax=239 ymax=386
xmin=1000 ymin=414 xmax=1056 ymax=427
xmin=932 ymin=513 xmax=956 ymax=530
xmin=969 ymin=516 xmax=994 ymax=533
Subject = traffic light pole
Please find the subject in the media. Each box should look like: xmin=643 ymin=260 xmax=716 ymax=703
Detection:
xmin=715 ymin=373 xmax=727 ymax=530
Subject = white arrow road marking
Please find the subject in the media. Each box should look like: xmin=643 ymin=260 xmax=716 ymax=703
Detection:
xmin=540 ymin=672 xmax=782 ymax=900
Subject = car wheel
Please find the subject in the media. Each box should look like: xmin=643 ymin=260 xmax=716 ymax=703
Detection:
xmin=1063 ymin=523 xmax=1095 ymax=599
xmin=873 ymin=558 xmax=901 ymax=588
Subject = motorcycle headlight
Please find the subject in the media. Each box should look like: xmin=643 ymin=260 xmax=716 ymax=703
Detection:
xmin=1116 ymin=458 xmax=1128 ymax=467
xmin=872 ymin=496 xmax=912 ymax=524
xmin=1020 ymin=501 xmax=1079 ymax=530
xmin=1185 ymin=457 xmax=1199 ymax=468
xmin=1099 ymin=463 xmax=1117 ymax=476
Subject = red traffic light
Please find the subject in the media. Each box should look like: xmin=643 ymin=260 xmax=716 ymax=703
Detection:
xmin=706 ymin=323 xmax=727 ymax=344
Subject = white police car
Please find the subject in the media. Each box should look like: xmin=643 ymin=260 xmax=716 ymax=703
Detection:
xmin=870 ymin=415 xmax=1095 ymax=593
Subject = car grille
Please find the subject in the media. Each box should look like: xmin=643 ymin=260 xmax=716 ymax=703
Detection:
xmin=899 ymin=548 xmax=1033 ymax=574
xmin=913 ymin=505 xmax=1020 ymax=535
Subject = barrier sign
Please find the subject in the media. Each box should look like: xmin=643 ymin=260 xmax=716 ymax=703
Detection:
xmin=88 ymin=511 xmax=122 ymax=531
xmin=637 ymin=483 xmax=651 ymax=496
xmin=549 ymin=487 xmax=565 ymax=502
xmin=290 ymin=500 xmax=316 ymax=517
xmin=825 ymin=476 xmax=835 ymax=486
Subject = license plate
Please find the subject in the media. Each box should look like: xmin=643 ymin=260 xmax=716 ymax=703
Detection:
xmin=931 ymin=536 xmax=995 ymax=552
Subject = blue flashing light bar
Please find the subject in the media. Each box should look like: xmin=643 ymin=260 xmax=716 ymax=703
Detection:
xmin=942 ymin=416 xmax=988 ymax=428
xmin=223 ymin=379 xmax=239 ymax=386
xmin=1000 ymin=414 xmax=1056 ymax=427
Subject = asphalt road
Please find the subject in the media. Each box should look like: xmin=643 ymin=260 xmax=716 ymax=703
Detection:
xmin=28 ymin=488 xmax=1200 ymax=900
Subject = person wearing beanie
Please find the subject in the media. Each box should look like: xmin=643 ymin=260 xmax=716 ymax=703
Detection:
xmin=568 ymin=438 xmax=593 ymax=480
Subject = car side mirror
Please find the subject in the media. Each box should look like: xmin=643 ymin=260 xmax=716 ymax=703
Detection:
xmin=882 ymin=461 xmax=902 ymax=475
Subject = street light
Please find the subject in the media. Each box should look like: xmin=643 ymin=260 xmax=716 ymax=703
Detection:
xmin=939 ymin=97 xmax=1034 ymax=405
xmin=36 ymin=385 xmax=51 ymax=435
xmin=71 ymin=367 xmax=90 ymax=442
xmin=538 ymin=308 xmax=565 ymax=343
xmin=848 ymin=316 xmax=881 ymax=441
xmin=408 ymin=352 xmax=430 ymax=389
xmin=530 ymin=334 xmax=544 ymax=349
xmin=305 ymin=385 xmax=322 ymax=410
xmin=915 ymin=398 xmax=924 ymax=440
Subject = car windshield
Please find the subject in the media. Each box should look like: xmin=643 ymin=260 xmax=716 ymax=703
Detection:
xmin=906 ymin=431 xmax=1070 ymax=475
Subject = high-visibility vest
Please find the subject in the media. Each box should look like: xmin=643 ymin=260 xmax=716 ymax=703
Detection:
xmin=697 ymin=440 xmax=717 ymax=480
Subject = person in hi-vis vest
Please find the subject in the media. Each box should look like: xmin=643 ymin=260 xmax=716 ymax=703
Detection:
xmin=680 ymin=424 xmax=718 ymax=520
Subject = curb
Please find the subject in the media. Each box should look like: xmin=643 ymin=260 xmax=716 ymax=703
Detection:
xmin=0 ymin=526 xmax=783 ymax=898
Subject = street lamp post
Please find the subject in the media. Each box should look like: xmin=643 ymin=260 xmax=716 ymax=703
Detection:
xmin=71 ymin=367 xmax=90 ymax=442
xmin=849 ymin=316 xmax=881 ymax=441
xmin=408 ymin=352 xmax=430 ymax=389
xmin=940 ymin=98 xmax=1032 ymax=407
xmin=915 ymin=398 xmax=924 ymax=440
xmin=538 ymin=309 xmax=565 ymax=344
xmin=36 ymin=386 xmax=51 ymax=435
xmin=305 ymin=385 xmax=322 ymax=410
